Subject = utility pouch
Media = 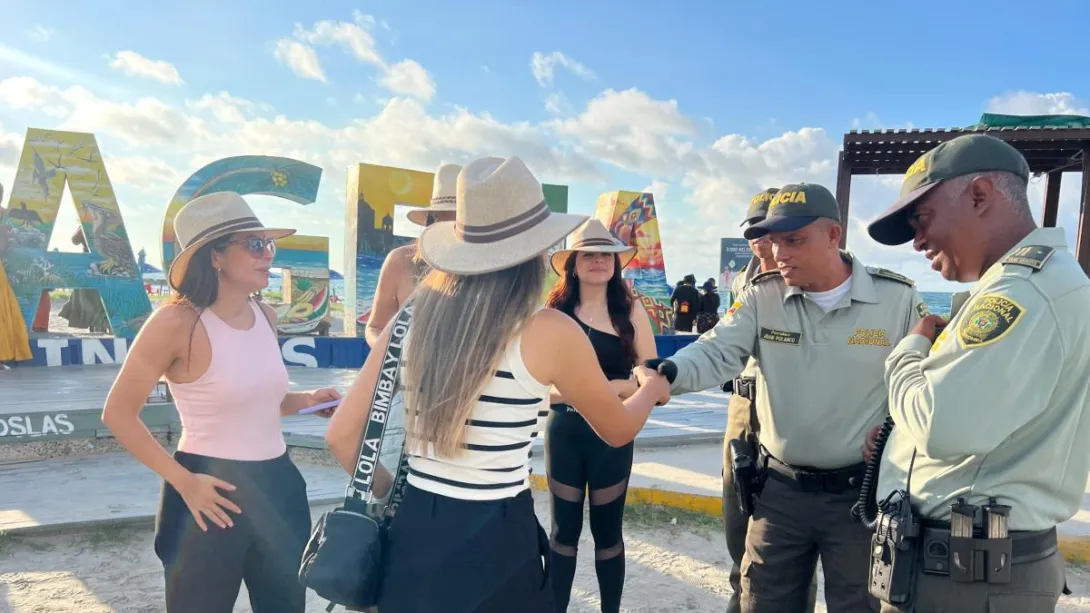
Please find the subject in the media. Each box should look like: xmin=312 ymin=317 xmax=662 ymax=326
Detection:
xmin=868 ymin=496 xmax=920 ymax=605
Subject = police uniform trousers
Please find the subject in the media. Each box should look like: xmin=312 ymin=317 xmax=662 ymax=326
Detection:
xmin=722 ymin=393 xmax=816 ymax=613
xmin=741 ymin=459 xmax=874 ymax=613
xmin=879 ymin=545 xmax=1065 ymax=613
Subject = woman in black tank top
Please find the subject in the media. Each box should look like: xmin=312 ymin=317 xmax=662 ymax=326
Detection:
xmin=544 ymin=220 xmax=657 ymax=613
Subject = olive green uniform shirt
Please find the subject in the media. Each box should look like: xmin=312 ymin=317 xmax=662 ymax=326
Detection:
xmin=878 ymin=227 xmax=1090 ymax=531
xmin=670 ymin=253 xmax=926 ymax=469
xmin=731 ymin=256 xmax=765 ymax=379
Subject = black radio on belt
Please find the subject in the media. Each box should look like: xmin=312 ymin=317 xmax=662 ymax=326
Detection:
xmin=869 ymin=489 xmax=921 ymax=604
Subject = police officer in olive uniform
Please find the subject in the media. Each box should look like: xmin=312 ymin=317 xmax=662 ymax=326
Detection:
xmin=721 ymin=188 xmax=818 ymax=613
xmin=866 ymin=133 xmax=1090 ymax=612
xmin=639 ymin=183 xmax=927 ymax=613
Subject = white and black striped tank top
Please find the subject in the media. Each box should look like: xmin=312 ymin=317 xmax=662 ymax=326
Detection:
xmin=406 ymin=333 xmax=549 ymax=500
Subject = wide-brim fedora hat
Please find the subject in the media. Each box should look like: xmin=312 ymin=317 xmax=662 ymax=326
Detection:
xmin=419 ymin=156 xmax=588 ymax=275
xmin=168 ymin=191 xmax=295 ymax=290
xmin=549 ymin=218 xmax=637 ymax=275
xmin=407 ymin=162 xmax=462 ymax=226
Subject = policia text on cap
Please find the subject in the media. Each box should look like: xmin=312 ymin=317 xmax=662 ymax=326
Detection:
xmin=859 ymin=133 xmax=1090 ymax=612
xmin=640 ymin=182 xmax=927 ymax=613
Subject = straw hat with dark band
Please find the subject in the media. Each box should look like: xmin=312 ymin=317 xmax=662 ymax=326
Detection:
xmin=168 ymin=192 xmax=295 ymax=290
xmin=419 ymin=156 xmax=587 ymax=276
xmin=549 ymin=218 xmax=637 ymax=275
xmin=407 ymin=163 xmax=461 ymax=226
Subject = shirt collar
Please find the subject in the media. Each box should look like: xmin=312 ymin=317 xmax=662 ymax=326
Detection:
xmin=783 ymin=250 xmax=876 ymax=307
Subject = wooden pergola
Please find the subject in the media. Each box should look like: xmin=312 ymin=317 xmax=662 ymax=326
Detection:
xmin=834 ymin=126 xmax=1090 ymax=272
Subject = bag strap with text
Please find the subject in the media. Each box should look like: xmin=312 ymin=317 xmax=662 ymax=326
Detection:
xmin=344 ymin=303 xmax=413 ymax=506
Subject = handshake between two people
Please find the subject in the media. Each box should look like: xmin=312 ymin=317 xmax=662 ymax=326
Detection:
xmin=633 ymin=359 xmax=676 ymax=407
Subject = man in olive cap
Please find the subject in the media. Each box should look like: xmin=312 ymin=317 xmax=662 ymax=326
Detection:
xmin=639 ymin=183 xmax=926 ymax=612
xmin=720 ymin=187 xmax=817 ymax=613
xmin=865 ymin=133 xmax=1090 ymax=611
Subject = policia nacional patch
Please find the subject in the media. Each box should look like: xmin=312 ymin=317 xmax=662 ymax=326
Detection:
xmin=957 ymin=294 xmax=1024 ymax=349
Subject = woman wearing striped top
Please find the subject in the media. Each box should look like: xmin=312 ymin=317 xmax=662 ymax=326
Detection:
xmin=326 ymin=156 xmax=670 ymax=613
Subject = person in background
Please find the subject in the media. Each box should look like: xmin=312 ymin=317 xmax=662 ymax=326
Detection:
xmin=866 ymin=134 xmax=1090 ymax=612
xmin=695 ymin=278 xmax=720 ymax=334
xmin=325 ymin=157 xmax=670 ymax=613
xmin=670 ymin=273 xmax=699 ymax=332
xmin=103 ymin=192 xmax=340 ymax=613
xmin=60 ymin=228 xmax=111 ymax=334
xmin=365 ymin=163 xmax=460 ymax=346
xmin=639 ymin=183 xmax=926 ymax=612
xmin=0 ymin=181 xmax=34 ymax=366
xmin=544 ymin=219 xmax=657 ymax=613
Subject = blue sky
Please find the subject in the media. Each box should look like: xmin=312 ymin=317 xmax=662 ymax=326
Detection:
xmin=1 ymin=0 xmax=1089 ymax=291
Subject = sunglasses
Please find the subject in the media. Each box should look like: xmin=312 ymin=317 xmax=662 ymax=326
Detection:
xmin=227 ymin=236 xmax=278 ymax=258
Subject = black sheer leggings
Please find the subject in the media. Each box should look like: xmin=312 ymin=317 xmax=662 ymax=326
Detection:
xmin=545 ymin=407 xmax=634 ymax=613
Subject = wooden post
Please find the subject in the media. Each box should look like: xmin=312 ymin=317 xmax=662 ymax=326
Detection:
xmin=1042 ymin=170 xmax=1062 ymax=228
xmin=835 ymin=150 xmax=852 ymax=248
xmin=1078 ymin=152 xmax=1090 ymax=274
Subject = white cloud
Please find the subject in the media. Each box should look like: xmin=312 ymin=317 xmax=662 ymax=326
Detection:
xmin=186 ymin=92 xmax=262 ymax=124
xmin=108 ymin=51 xmax=184 ymax=85
xmin=273 ymin=40 xmax=327 ymax=83
xmin=26 ymin=25 xmax=54 ymax=43
xmin=986 ymin=91 xmax=1090 ymax=116
xmin=379 ymin=60 xmax=435 ymax=102
xmin=544 ymin=92 xmax=571 ymax=116
xmin=100 ymin=154 xmax=182 ymax=198
xmin=278 ymin=14 xmax=436 ymax=101
xmin=293 ymin=15 xmax=383 ymax=66
xmin=530 ymin=51 xmax=596 ymax=87
xmin=551 ymin=88 xmax=698 ymax=176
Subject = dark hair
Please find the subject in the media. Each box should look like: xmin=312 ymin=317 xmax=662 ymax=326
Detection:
xmin=545 ymin=252 xmax=638 ymax=366
xmin=169 ymin=235 xmax=232 ymax=362
xmin=170 ymin=235 xmax=232 ymax=309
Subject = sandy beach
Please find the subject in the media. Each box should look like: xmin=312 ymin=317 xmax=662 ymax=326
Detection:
xmin=1 ymin=491 xmax=1089 ymax=613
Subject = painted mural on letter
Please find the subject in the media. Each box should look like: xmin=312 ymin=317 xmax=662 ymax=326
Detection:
xmin=160 ymin=156 xmax=330 ymax=334
xmin=0 ymin=128 xmax=151 ymax=337
xmin=594 ymin=191 xmax=674 ymax=334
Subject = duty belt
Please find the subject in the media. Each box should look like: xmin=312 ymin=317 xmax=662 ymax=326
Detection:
xmin=919 ymin=523 xmax=1058 ymax=578
xmin=760 ymin=447 xmax=865 ymax=494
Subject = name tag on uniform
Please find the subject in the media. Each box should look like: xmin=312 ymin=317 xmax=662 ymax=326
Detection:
xmin=760 ymin=327 xmax=801 ymax=345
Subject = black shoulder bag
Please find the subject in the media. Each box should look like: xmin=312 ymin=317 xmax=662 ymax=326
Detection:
xmin=299 ymin=303 xmax=413 ymax=611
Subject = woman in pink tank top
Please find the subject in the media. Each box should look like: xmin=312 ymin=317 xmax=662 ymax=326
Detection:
xmin=103 ymin=192 xmax=340 ymax=613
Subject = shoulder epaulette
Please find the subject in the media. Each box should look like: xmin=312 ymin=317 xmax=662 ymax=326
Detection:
xmin=866 ymin=266 xmax=915 ymax=287
xmin=749 ymin=270 xmax=782 ymax=286
xmin=1001 ymin=245 xmax=1055 ymax=271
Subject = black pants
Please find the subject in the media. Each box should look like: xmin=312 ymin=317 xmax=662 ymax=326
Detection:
xmin=154 ymin=450 xmax=312 ymax=613
xmin=546 ymin=407 xmax=635 ymax=613
xmin=379 ymin=484 xmax=552 ymax=613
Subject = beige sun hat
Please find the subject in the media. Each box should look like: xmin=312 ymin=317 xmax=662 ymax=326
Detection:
xmin=549 ymin=218 xmax=637 ymax=275
xmin=407 ymin=163 xmax=462 ymax=226
xmin=168 ymin=192 xmax=295 ymax=290
xmin=418 ymin=156 xmax=588 ymax=275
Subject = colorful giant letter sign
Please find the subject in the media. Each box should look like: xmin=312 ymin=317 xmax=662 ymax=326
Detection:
xmin=594 ymin=191 xmax=674 ymax=334
xmin=0 ymin=129 xmax=151 ymax=337
xmin=343 ymin=163 xmax=569 ymax=337
xmin=160 ymin=156 xmax=330 ymax=334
